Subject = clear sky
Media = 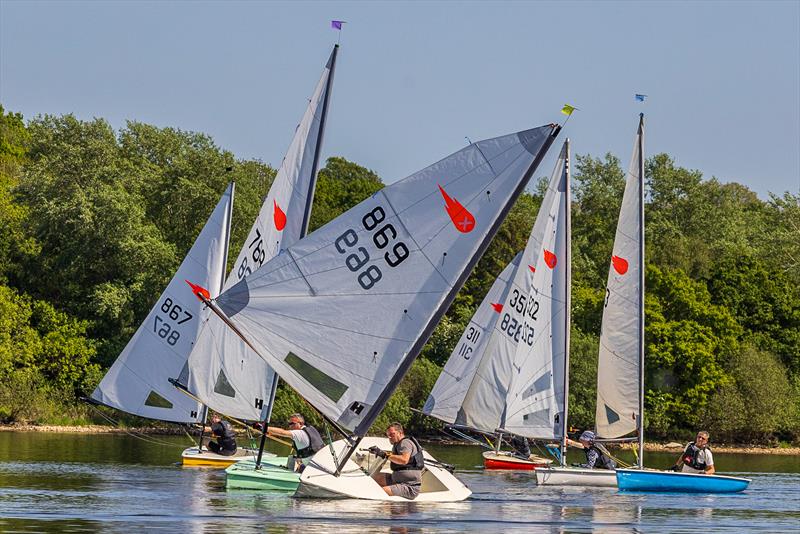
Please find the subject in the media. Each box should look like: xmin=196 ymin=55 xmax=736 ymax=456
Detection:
xmin=2 ymin=1 xmax=798 ymax=198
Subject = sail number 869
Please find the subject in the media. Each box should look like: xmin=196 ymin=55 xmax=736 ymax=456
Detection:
xmin=335 ymin=206 xmax=409 ymax=290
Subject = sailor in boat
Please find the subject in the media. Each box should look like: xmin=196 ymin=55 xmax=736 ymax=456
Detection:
xmin=369 ymin=422 xmax=425 ymax=500
xmin=265 ymin=413 xmax=324 ymax=471
xmin=510 ymin=434 xmax=532 ymax=459
xmin=566 ymin=430 xmax=617 ymax=469
xmin=203 ymin=413 xmax=237 ymax=456
xmin=671 ymin=431 xmax=715 ymax=474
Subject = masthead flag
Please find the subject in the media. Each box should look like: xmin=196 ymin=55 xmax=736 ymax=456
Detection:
xmin=635 ymin=94 xmax=647 ymax=102
xmin=561 ymin=104 xmax=577 ymax=116
xmin=331 ymin=20 xmax=345 ymax=30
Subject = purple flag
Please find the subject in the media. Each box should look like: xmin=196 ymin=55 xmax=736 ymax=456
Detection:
xmin=331 ymin=20 xmax=344 ymax=30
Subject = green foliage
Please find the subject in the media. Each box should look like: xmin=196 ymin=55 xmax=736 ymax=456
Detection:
xmin=309 ymin=156 xmax=383 ymax=232
xmin=644 ymin=265 xmax=740 ymax=434
xmin=566 ymin=328 xmax=599 ymax=432
xmin=0 ymin=285 xmax=99 ymax=422
xmin=0 ymin=106 xmax=38 ymax=285
xmin=701 ymin=345 xmax=800 ymax=442
xmin=2 ymin=108 xmax=797 ymax=444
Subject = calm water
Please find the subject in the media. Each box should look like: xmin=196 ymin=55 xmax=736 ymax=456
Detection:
xmin=1 ymin=432 xmax=798 ymax=533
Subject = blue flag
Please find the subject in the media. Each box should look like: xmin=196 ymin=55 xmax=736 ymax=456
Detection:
xmin=331 ymin=20 xmax=344 ymax=30
xmin=635 ymin=94 xmax=647 ymax=102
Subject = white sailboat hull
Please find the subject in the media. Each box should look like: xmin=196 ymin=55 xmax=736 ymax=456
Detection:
xmin=297 ymin=437 xmax=471 ymax=502
xmin=534 ymin=466 xmax=617 ymax=487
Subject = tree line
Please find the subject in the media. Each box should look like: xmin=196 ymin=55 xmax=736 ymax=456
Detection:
xmin=1 ymin=106 xmax=798 ymax=444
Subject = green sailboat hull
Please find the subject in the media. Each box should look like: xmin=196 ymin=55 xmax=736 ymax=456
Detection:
xmin=225 ymin=457 xmax=300 ymax=491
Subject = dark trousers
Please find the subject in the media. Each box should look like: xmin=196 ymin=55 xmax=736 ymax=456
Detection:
xmin=208 ymin=441 xmax=236 ymax=456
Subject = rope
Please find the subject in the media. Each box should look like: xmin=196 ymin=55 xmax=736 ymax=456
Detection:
xmin=86 ymin=404 xmax=190 ymax=448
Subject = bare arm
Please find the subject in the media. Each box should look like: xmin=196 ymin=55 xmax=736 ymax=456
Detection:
xmin=267 ymin=427 xmax=293 ymax=439
xmin=386 ymin=450 xmax=411 ymax=465
xmin=705 ymin=464 xmax=715 ymax=475
xmin=565 ymin=438 xmax=585 ymax=449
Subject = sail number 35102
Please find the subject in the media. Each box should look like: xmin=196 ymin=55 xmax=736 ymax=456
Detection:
xmin=335 ymin=206 xmax=409 ymax=290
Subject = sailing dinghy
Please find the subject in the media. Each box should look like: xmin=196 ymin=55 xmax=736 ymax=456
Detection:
xmin=179 ymin=44 xmax=340 ymax=472
xmin=536 ymin=114 xmax=646 ymax=487
xmin=616 ymin=469 xmax=751 ymax=493
xmin=198 ymin=122 xmax=562 ymax=500
xmin=422 ymin=140 xmax=572 ymax=471
xmin=89 ymin=183 xmax=236 ymax=459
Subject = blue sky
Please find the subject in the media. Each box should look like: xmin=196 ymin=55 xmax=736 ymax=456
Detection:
xmin=1 ymin=1 xmax=798 ymax=198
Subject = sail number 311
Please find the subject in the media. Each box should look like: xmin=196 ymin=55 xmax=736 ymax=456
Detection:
xmin=335 ymin=206 xmax=409 ymax=290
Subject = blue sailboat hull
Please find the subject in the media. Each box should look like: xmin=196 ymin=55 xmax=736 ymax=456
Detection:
xmin=616 ymin=468 xmax=750 ymax=493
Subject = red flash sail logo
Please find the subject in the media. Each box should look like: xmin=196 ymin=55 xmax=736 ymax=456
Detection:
xmin=185 ymin=280 xmax=210 ymax=301
xmin=438 ymin=185 xmax=475 ymax=233
xmin=491 ymin=303 xmax=503 ymax=313
xmin=544 ymin=249 xmax=557 ymax=269
xmin=612 ymin=255 xmax=629 ymax=275
xmin=528 ymin=265 xmax=536 ymax=273
xmin=273 ymin=199 xmax=287 ymax=231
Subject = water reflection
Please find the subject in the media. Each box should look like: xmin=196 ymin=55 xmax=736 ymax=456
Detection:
xmin=1 ymin=432 xmax=800 ymax=533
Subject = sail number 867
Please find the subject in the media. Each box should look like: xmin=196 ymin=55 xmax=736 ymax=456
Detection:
xmin=335 ymin=206 xmax=409 ymax=290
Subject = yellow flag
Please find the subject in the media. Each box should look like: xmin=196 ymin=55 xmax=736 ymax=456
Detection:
xmin=561 ymin=104 xmax=577 ymax=116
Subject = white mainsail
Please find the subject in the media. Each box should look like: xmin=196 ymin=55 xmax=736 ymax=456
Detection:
xmin=204 ymin=124 xmax=560 ymax=437
xmin=423 ymin=141 xmax=571 ymax=440
xmin=91 ymin=183 xmax=234 ymax=423
xmin=183 ymin=45 xmax=339 ymax=421
xmin=422 ymin=254 xmax=520 ymax=426
xmin=501 ymin=141 xmax=570 ymax=440
xmin=595 ymin=114 xmax=645 ymax=441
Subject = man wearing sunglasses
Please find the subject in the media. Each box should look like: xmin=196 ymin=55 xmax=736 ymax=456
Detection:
xmin=672 ymin=431 xmax=715 ymax=474
xmin=266 ymin=413 xmax=324 ymax=465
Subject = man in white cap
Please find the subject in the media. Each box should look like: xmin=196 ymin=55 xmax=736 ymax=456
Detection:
xmin=565 ymin=430 xmax=617 ymax=469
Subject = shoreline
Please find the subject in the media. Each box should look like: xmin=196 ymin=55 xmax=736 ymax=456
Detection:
xmin=2 ymin=424 xmax=798 ymax=455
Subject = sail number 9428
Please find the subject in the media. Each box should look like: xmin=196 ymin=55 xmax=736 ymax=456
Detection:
xmin=335 ymin=206 xmax=409 ymax=290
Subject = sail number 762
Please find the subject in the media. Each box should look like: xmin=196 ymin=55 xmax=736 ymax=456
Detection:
xmin=335 ymin=206 xmax=409 ymax=290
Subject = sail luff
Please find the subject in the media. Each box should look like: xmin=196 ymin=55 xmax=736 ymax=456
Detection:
xmin=300 ymin=44 xmax=338 ymax=237
xmin=637 ymin=114 xmax=645 ymax=468
xmin=352 ymin=125 xmax=561 ymax=438
xmin=594 ymin=115 xmax=645 ymax=439
xmin=561 ymin=139 xmax=572 ymax=466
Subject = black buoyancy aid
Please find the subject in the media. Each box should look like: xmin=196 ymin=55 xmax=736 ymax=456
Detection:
xmin=587 ymin=445 xmax=617 ymax=469
xmin=295 ymin=425 xmax=324 ymax=458
xmin=390 ymin=437 xmax=425 ymax=472
xmin=682 ymin=442 xmax=710 ymax=470
xmin=215 ymin=420 xmax=237 ymax=450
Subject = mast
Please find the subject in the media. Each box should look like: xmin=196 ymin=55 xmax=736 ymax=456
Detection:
xmin=198 ymin=181 xmax=235 ymax=451
xmin=561 ymin=140 xmax=572 ymax=467
xmin=636 ymin=114 xmax=645 ymax=469
xmin=256 ymin=45 xmax=339 ymax=467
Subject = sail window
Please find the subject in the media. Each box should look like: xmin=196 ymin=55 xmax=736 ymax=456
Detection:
xmin=284 ymin=352 xmax=347 ymax=402
xmin=605 ymin=404 xmax=620 ymax=425
xmin=144 ymin=391 xmax=173 ymax=409
xmin=214 ymin=370 xmax=236 ymax=398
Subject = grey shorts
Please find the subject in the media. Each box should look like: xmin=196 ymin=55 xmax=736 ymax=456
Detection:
xmin=386 ymin=474 xmax=421 ymax=500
